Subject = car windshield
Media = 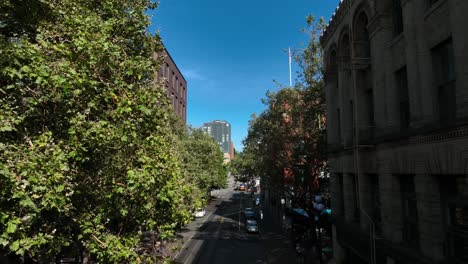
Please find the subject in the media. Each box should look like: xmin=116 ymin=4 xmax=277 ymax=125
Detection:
xmin=247 ymin=220 xmax=257 ymax=226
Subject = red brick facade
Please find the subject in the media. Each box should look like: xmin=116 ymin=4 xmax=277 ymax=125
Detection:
xmin=155 ymin=47 xmax=187 ymax=123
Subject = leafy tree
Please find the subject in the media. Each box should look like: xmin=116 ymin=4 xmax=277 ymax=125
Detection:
xmin=0 ymin=0 xmax=197 ymax=262
xmin=230 ymin=151 xmax=258 ymax=183
xmin=240 ymin=16 xmax=327 ymax=201
xmin=177 ymin=126 xmax=227 ymax=197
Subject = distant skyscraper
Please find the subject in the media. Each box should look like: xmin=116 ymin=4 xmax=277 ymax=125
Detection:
xmin=202 ymin=120 xmax=231 ymax=155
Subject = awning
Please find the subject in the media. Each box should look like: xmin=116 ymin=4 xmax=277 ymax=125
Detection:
xmin=292 ymin=208 xmax=310 ymax=218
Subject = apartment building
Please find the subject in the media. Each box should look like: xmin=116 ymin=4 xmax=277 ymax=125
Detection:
xmin=155 ymin=47 xmax=187 ymax=122
xmin=202 ymin=120 xmax=232 ymax=158
xmin=321 ymin=0 xmax=468 ymax=263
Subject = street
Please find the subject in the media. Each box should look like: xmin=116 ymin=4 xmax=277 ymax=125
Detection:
xmin=173 ymin=177 xmax=300 ymax=264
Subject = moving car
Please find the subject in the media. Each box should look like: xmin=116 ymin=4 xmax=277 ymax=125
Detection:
xmin=246 ymin=219 xmax=259 ymax=233
xmin=194 ymin=208 xmax=206 ymax=218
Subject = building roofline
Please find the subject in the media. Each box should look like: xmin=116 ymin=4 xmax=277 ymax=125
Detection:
xmin=320 ymin=0 xmax=349 ymax=46
xmin=161 ymin=44 xmax=187 ymax=84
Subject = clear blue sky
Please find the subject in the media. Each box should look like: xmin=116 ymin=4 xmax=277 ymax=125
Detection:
xmin=148 ymin=0 xmax=340 ymax=151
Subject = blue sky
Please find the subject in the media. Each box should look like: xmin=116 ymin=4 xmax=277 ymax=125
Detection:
xmin=148 ymin=0 xmax=340 ymax=151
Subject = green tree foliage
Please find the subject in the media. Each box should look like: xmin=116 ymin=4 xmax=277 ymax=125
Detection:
xmin=0 ymin=0 xmax=199 ymax=262
xmin=240 ymin=16 xmax=327 ymax=195
xmin=230 ymin=151 xmax=258 ymax=183
xmin=175 ymin=125 xmax=228 ymax=197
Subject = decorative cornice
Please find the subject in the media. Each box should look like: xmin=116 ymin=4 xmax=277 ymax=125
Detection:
xmin=320 ymin=0 xmax=350 ymax=47
xmin=409 ymin=125 xmax=468 ymax=145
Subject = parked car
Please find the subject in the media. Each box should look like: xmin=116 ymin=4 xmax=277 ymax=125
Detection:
xmin=194 ymin=208 xmax=206 ymax=218
xmin=244 ymin=208 xmax=256 ymax=221
xmin=246 ymin=219 xmax=259 ymax=233
xmin=239 ymin=184 xmax=246 ymax=191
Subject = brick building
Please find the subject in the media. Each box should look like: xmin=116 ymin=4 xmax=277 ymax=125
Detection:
xmin=155 ymin=47 xmax=187 ymax=122
xmin=321 ymin=0 xmax=468 ymax=263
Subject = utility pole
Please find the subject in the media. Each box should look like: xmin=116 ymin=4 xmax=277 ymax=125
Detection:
xmin=289 ymin=47 xmax=292 ymax=87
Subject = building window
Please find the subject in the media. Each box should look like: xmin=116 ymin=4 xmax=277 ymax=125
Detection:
xmin=440 ymin=176 xmax=468 ymax=262
xmin=395 ymin=66 xmax=410 ymax=129
xmin=432 ymin=39 xmax=456 ymax=122
xmin=393 ymin=0 xmax=404 ymax=37
xmin=369 ymin=175 xmax=382 ymax=234
xmin=400 ymin=175 xmax=419 ymax=248
xmin=350 ymin=174 xmax=360 ymax=222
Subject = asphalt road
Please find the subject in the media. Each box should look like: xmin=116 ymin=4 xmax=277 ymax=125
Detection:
xmin=173 ymin=177 xmax=300 ymax=264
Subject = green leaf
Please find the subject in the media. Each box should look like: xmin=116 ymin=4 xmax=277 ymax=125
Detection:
xmin=10 ymin=240 xmax=19 ymax=251
xmin=6 ymin=222 xmax=17 ymax=234
xmin=0 ymin=125 xmax=15 ymax=132
xmin=20 ymin=197 xmax=36 ymax=209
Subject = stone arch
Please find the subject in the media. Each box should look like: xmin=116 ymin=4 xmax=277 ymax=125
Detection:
xmin=351 ymin=4 xmax=375 ymax=137
xmin=352 ymin=7 xmax=371 ymax=58
xmin=327 ymin=45 xmax=341 ymax=145
xmin=338 ymin=29 xmax=351 ymax=64
xmin=327 ymin=44 xmax=338 ymax=73
xmin=337 ymin=29 xmax=353 ymax=146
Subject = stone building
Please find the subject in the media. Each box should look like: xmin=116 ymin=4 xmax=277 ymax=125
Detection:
xmin=155 ymin=47 xmax=187 ymax=122
xmin=321 ymin=0 xmax=468 ymax=263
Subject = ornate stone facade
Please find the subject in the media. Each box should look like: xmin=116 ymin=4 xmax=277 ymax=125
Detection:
xmin=321 ymin=0 xmax=468 ymax=263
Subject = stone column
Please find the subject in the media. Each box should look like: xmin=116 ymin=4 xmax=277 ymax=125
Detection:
xmin=379 ymin=171 xmax=403 ymax=243
xmin=338 ymin=67 xmax=353 ymax=146
xmin=332 ymin=225 xmax=347 ymax=263
xmin=330 ymin=172 xmax=344 ymax=216
xmin=343 ymin=173 xmax=357 ymax=222
xmin=358 ymin=173 xmax=375 ymax=230
xmin=326 ymin=77 xmax=339 ymax=145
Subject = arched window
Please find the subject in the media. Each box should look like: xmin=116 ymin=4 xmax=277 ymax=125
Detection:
xmin=353 ymin=12 xmax=371 ymax=58
xmin=339 ymin=34 xmax=351 ymax=63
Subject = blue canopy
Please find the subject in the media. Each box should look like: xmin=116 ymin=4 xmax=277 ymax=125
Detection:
xmin=292 ymin=208 xmax=310 ymax=218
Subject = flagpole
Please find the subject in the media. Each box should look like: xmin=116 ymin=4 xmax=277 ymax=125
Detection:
xmin=288 ymin=47 xmax=292 ymax=87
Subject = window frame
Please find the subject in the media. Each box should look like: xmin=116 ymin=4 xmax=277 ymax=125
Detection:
xmin=395 ymin=66 xmax=410 ymax=130
xmin=440 ymin=176 xmax=468 ymax=262
xmin=392 ymin=0 xmax=404 ymax=37
xmin=431 ymin=38 xmax=456 ymax=122
xmin=400 ymin=175 xmax=419 ymax=248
